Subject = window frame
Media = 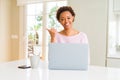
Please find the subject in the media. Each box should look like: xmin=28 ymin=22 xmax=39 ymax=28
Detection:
xmin=18 ymin=0 xmax=67 ymax=60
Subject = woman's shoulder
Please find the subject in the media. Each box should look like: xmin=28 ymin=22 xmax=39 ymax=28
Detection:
xmin=78 ymin=32 xmax=88 ymax=39
xmin=79 ymin=32 xmax=87 ymax=36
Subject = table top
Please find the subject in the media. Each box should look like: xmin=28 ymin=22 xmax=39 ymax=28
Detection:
xmin=0 ymin=59 xmax=120 ymax=80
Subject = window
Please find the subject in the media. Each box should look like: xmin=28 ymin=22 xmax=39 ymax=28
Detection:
xmin=25 ymin=1 xmax=67 ymax=60
xmin=27 ymin=3 xmax=43 ymax=56
xmin=108 ymin=0 xmax=120 ymax=58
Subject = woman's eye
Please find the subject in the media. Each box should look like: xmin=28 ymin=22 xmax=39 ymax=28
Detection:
xmin=61 ymin=19 xmax=64 ymax=21
xmin=68 ymin=17 xmax=70 ymax=19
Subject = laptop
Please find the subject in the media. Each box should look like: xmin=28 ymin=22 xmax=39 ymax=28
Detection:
xmin=48 ymin=43 xmax=89 ymax=70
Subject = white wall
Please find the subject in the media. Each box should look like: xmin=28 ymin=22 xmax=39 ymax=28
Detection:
xmin=68 ymin=0 xmax=108 ymax=66
xmin=0 ymin=0 xmax=11 ymax=62
xmin=0 ymin=0 xmax=19 ymax=62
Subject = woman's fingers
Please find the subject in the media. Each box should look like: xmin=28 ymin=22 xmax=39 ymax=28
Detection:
xmin=46 ymin=28 xmax=57 ymax=33
xmin=46 ymin=28 xmax=57 ymax=43
xmin=46 ymin=28 xmax=57 ymax=37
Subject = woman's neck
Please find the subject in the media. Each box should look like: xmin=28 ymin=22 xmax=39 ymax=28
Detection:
xmin=61 ymin=29 xmax=79 ymax=36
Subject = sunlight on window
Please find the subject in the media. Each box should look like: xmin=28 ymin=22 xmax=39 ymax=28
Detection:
xmin=26 ymin=1 xmax=67 ymax=58
xmin=108 ymin=14 xmax=120 ymax=57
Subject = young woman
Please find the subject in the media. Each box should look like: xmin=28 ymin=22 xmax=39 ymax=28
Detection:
xmin=47 ymin=6 xmax=88 ymax=44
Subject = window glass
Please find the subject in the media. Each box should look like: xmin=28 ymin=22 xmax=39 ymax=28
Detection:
xmin=108 ymin=14 xmax=120 ymax=57
xmin=26 ymin=1 xmax=67 ymax=58
xmin=108 ymin=0 xmax=120 ymax=58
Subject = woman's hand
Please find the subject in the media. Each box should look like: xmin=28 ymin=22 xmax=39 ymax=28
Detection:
xmin=47 ymin=28 xmax=57 ymax=43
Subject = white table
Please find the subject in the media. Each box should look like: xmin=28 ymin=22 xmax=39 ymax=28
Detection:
xmin=0 ymin=59 xmax=120 ymax=80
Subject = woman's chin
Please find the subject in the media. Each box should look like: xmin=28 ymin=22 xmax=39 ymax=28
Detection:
xmin=64 ymin=26 xmax=71 ymax=29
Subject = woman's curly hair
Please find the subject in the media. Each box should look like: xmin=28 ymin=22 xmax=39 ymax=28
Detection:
xmin=56 ymin=6 xmax=75 ymax=21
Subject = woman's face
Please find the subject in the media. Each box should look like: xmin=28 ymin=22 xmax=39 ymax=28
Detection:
xmin=59 ymin=11 xmax=74 ymax=30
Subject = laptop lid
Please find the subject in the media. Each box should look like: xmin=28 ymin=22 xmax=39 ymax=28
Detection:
xmin=48 ymin=43 xmax=89 ymax=70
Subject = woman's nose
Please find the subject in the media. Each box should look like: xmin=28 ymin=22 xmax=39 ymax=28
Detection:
xmin=65 ymin=19 xmax=68 ymax=23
